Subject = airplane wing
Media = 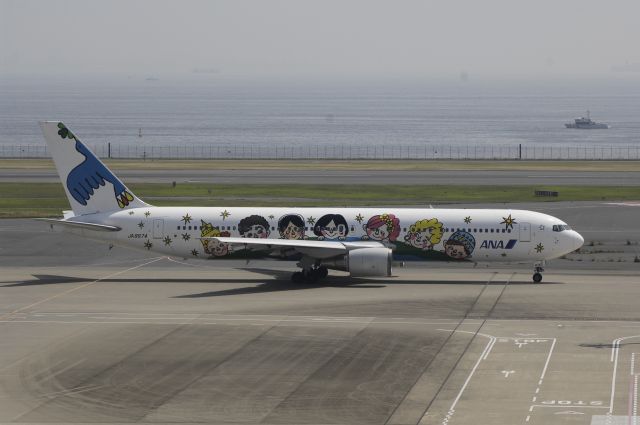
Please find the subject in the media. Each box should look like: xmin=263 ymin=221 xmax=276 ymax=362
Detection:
xmin=201 ymin=237 xmax=385 ymax=258
xmin=35 ymin=218 xmax=122 ymax=232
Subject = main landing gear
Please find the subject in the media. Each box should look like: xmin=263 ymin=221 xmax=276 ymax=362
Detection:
xmin=291 ymin=256 xmax=329 ymax=283
xmin=532 ymin=261 xmax=545 ymax=283
xmin=291 ymin=266 xmax=328 ymax=283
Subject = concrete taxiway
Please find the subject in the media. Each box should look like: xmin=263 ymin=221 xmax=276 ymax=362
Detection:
xmin=1 ymin=167 xmax=639 ymax=185
xmin=1 ymin=260 xmax=640 ymax=425
xmin=1 ymin=199 xmax=639 ymax=424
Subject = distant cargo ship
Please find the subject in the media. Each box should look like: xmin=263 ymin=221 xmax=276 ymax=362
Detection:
xmin=565 ymin=111 xmax=609 ymax=129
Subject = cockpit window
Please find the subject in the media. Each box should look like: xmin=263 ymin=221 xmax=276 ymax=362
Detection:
xmin=552 ymin=224 xmax=571 ymax=232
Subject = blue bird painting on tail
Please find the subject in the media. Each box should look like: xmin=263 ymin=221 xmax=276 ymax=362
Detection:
xmin=58 ymin=123 xmax=134 ymax=208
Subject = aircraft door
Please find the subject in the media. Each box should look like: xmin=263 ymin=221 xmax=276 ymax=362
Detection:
xmin=519 ymin=222 xmax=531 ymax=242
xmin=153 ymin=219 xmax=164 ymax=239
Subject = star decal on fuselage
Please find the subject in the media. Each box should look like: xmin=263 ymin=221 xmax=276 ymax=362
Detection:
xmin=138 ymin=221 xmax=144 ymax=229
xmin=307 ymin=216 xmax=316 ymax=225
xmin=144 ymin=240 xmax=153 ymax=250
xmin=181 ymin=214 xmax=192 ymax=225
xmin=535 ymin=243 xmax=544 ymax=253
xmin=163 ymin=236 xmax=172 ymax=246
xmin=500 ymin=214 xmax=517 ymax=230
xmin=182 ymin=233 xmax=191 ymax=241
xmin=220 ymin=210 xmax=230 ymax=220
xmin=191 ymin=249 xmax=199 ymax=257
xmin=144 ymin=211 xmax=151 ymax=217
xmin=355 ymin=214 xmax=364 ymax=223
xmin=464 ymin=216 xmax=472 ymax=224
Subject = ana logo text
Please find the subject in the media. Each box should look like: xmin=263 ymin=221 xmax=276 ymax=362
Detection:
xmin=480 ymin=239 xmax=517 ymax=249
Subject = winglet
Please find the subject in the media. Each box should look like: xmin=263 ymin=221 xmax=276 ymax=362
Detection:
xmin=40 ymin=121 xmax=149 ymax=216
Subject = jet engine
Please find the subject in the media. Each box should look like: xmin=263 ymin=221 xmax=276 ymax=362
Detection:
xmin=320 ymin=247 xmax=392 ymax=277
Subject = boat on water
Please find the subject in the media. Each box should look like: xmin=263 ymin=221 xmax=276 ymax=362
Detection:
xmin=565 ymin=111 xmax=609 ymax=129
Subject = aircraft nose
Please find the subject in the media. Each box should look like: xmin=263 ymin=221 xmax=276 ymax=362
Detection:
xmin=571 ymin=231 xmax=584 ymax=250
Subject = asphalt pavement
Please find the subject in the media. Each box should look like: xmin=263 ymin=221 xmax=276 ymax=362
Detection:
xmin=1 ymin=168 xmax=639 ymax=185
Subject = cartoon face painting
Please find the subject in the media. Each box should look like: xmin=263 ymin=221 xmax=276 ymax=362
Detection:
xmin=444 ymin=230 xmax=475 ymax=260
xmin=404 ymin=218 xmax=443 ymax=250
xmin=314 ymin=214 xmax=349 ymax=240
xmin=238 ymin=215 xmax=270 ymax=238
xmin=209 ymin=238 xmax=230 ymax=256
xmin=363 ymin=213 xmax=400 ymax=242
xmin=200 ymin=220 xmax=231 ymax=257
xmin=278 ymin=214 xmax=305 ymax=239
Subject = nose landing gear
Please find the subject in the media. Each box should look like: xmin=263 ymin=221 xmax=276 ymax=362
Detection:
xmin=532 ymin=261 xmax=545 ymax=283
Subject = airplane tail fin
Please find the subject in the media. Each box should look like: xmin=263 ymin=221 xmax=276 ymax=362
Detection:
xmin=39 ymin=121 xmax=150 ymax=216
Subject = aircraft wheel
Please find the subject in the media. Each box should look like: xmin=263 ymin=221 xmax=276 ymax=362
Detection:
xmin=291 ymin=272 xmax=305 ymax=283
xmin=532 ymin=272 xmax=543 ymax=283
xmin=317 ymin=266 xmax=329 ymax=279
xmin=305 ymin=270 xmax=319 ymax=283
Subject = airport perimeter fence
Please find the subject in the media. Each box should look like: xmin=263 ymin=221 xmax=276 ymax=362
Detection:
xmin=2 ymin=143 xmax=640 ymax=161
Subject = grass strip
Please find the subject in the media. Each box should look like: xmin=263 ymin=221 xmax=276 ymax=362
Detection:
xmin=1 ymin=182 xmax=638 ymax=218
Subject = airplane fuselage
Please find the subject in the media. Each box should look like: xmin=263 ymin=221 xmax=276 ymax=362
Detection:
xmin=74 ymin=206 xmax=582 ymax=263
xmin=39 ymin=121 xmax=585 ymax=282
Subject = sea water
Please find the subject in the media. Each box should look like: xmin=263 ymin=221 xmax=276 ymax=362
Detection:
xmin=2 ymin=76 xmax=640 ymax=149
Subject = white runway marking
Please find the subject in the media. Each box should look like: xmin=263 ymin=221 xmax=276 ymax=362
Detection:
xmin=524 ymin=337 xmax=557 ymax=422
xmin=532 ymin=404 xmax=607 ymax=409
xmin=483 ymin=337 xmax=497 ymax=360
xmin=501 ymin=370 xmax=515 ymax=378
xmin=633 ymin=375 xmax=638 ymax=424
xmin=540 ymin=338 xmax=557 ymax=381
xmin=431 ymin=328 xmax=521 ymax=425
xmin=441 ymin=335 xmax=496 ymax=425
xmin=609 ymin=336 xmax=640 ymax=416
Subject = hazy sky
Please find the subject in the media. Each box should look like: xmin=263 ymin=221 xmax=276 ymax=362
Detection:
xmin=2 ymin=0 xmax=639 ymax=80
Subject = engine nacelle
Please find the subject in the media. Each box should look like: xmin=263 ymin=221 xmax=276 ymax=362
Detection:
xmin=321 ymin=247 xmax=392 ymax=277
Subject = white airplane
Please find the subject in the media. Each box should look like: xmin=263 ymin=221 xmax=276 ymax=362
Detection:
xmin=38 ymin=121 xmax=584 ymax=283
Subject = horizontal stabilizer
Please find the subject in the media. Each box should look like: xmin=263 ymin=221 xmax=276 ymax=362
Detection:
xmin=35 ymin=218 xmax=121 ymax=232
